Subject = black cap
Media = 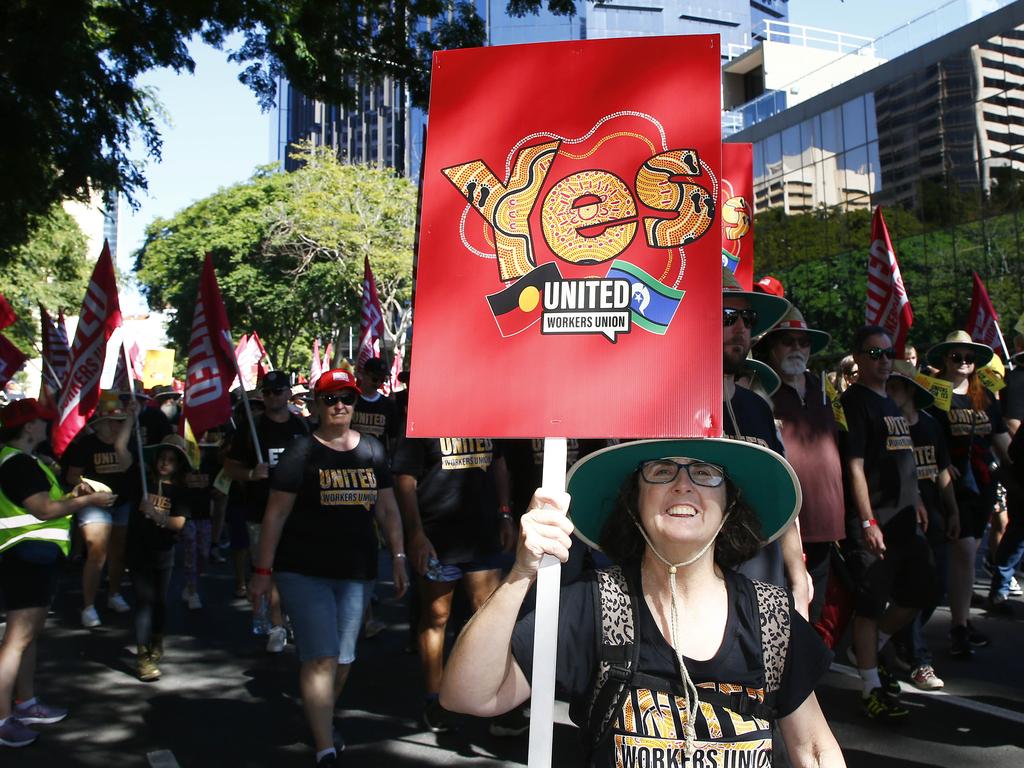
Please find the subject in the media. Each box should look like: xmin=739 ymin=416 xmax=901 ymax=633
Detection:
xmin=261 ymin=370 xmax=291 ymax=391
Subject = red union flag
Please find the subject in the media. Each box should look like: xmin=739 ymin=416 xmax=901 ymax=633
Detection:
xmin=52 ymin=242 xmax=122 ymax=455
xmin=40 ymin=305 xmax=71 ymax=392
xmin=358 ymin=256 xmax=385 ymax=366
xmin=866 ymin=206 xmax=913 ymax=356
xmin=409 ymin=36 xmax=723 ymax=437
xmin=967 ymin=271 xmax=1002 ymax=353
xmin=0 ymin=294 xmax=17 ymax=331
xmin=311 ymin=337 xmax=323 ymax=382
xmin=0 ymin=334 xmax=28 ymax=388
xmin=181 ymin=254 xmax=236 ymax=436
xmin=721 ymin=143 xmax=754 ymax=290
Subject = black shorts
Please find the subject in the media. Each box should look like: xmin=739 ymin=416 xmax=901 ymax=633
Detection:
xmin=0 ymin=546 xmax=60 ymax=610
xmin=956 ymin=482 xmax=998 ymax=540
xmin=845 ymin=510 xmax=939 ymax=619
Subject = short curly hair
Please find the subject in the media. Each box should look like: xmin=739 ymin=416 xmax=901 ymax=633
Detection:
xmin=598 ymin=468 xmax=763 ymax=568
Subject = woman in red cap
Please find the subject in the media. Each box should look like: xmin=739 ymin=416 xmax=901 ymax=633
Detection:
xmin=250 ymin=369 xmax=408 ymax=767
xmin=0 ymin=399 xmax=116 ymax=748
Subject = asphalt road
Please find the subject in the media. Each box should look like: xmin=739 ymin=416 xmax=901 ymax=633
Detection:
xmin=2 ymin=550 xmax=1023 ymax=767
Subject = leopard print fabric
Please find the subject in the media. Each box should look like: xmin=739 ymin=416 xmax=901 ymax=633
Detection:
xmin=752 ymin=579 xmax=790 ymax=693
xmin=589 ymin=566 xmax=635 ymax=734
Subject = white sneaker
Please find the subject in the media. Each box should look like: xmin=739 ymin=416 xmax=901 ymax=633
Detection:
xmin=1010 ymin=576 xmax=1023 ymax=597
xmin=107 ymin=593 xmax=131 ymax=613
xmin=81 ymin=606 xmax=101 ymax=628
xmin=266 ymin=625 xmax=287 ymax=653
xmin=187 ymin=593 xmax=203 ymax=610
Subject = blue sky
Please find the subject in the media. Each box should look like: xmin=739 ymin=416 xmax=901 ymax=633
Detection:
xmin=117 ymin=0 xmax=959 ymax=309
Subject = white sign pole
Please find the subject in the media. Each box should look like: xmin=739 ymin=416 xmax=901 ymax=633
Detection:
xmin=528 ymin=436 xmax=567 ymax=768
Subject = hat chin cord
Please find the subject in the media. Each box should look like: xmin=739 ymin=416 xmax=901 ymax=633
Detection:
xmin=631 ymin=509 xmax=731 ymax=756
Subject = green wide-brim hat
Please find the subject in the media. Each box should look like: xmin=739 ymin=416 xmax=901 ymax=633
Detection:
xmin=889 ymin=360 xmax=935 ymax=410
xmin=566 ymin=438 xmax=801 ymax=551
xmin=742 ymin=358 xmax=781 ymax=397
xmin=722 ymin=267 xmax=791 ymax=337
xmin=143 ymin=434 xmax=195 ymax=470
xmin=926 ymin=330 xmax=994 ymax=369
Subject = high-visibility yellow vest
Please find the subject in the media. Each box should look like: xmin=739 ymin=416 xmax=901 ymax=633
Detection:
xmin=0 ymin=445 xmax=71 ymax=556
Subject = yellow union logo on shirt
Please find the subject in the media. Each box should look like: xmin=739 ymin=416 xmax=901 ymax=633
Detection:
xmin=318 ymin=468 xmax=378 ymax=509
xmin=439 ymin=438 xmax=494 ymax=471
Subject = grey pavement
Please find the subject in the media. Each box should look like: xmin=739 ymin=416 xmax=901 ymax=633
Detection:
xmin=2 ymin=551 xmax=1023 ymax=767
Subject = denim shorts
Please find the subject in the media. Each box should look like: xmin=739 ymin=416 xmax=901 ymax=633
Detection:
xmin=77 ymin=502 xmax=130 ymax=528
xmin=428 ymin=550 xmax=508 ymax=583
xmin=275 ymin=571 xmax=374 ymax=664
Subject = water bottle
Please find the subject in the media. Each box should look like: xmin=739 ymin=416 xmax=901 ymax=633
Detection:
xmin=252 ymin=594 xmax=271 ymax=635
xmin=426 ymin=555 xmax=445 ymax=582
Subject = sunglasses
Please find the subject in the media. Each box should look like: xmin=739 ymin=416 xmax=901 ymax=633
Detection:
xmin=319 ymin=391 xmax=358 ymax=407
xmin=777 ymin=334 xmax=811 ymax=349
xmin=948 ymin=351 xmax=976 ymax=365
xmin=639 ymin=459 xmax=726 ymax=488
xmin=723 ymin=308 xmax=759 ymax=329
xmin=860 ymin=346 xmax=897 ymax=360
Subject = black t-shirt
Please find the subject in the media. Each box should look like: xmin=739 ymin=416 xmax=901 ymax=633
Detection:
xmin=351 ymin=394 xmax=400 ymax=452
xmin=138 ymin=407 xmax=173 ymax=447
xmin=928 ymin=391 xmax=1006 ymax=486
xmin=183 ymin=450 xmax=220 ymax=521
xmin=0 ymin=451 xmax=53 ymax=506
xmin=1002 ymin=367 xmax=1024 ymax=426
xmin=271 ymin=434 xmax=392 ymax=580
xmin=840 ymin=384 xmax=917 ymax=528
xmin=724 ymin=385 xmax=786 ymax=586
xmin=909 ymin=412 xmax=950 ymax=526
xmin=392 ymin=437 xmax=500 ymax=563
xmin=502 ymin=439 xmax=581 ymax=518
xmin=65 ymin=432 xmax=140 ymax=502
xmin=227 ymin=413 xmax=310 ymax=521
xmin=128 ymin=480 xmax=189 ymax=563
xmin=511 ymin=568 xmax=831 ymax=767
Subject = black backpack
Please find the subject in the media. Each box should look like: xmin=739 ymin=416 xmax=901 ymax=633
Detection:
xmin=583 ymin=566 xmax=791 ymax=752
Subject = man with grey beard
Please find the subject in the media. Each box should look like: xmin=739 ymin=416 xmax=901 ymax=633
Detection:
xmin=757 ymin=307 xmax=845 ymax=624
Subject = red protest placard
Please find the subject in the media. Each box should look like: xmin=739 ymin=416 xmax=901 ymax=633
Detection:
xmin=721 ymin=143 xmax=754 ymax=291
xmin=408 ymin=36 xmax=723 ymax=438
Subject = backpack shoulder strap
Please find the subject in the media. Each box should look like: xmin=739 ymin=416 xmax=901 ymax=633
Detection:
xmin=585 ymin=566 xmax=638 ymax=749
xmin=751 ymin=579 xmax=791 ymax=694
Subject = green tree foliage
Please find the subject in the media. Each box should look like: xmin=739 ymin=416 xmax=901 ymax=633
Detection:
xmin=755 ymin=205 xmax=1024 ymax=362
xmin=2 ymin=0 xmax=566 ymax=259
xmin=135 ymin=145 xmax=417 ymax=372
xmin=0 ymin=205 xmax=90 ymax=355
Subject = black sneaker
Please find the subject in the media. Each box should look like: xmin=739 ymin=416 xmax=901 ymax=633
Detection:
xmin=489 ymin=707 xmax=530 ymax=737
xmin=950 ymin=625 xmax=974 ymax=659
xmin=422 ymin=699 xmax=457 ymax=733
xmin=862 ymin=688 xmax=909 ymax=721
xmin=877 ymin=662 xmax=902 ymax=698
xmin=966 ymin=621 xmax=990 ymax=647
xmin=316 ymin=750 xmax=339 ymax=767
xmin=987 ymin=594 xmax=1013 ymax=616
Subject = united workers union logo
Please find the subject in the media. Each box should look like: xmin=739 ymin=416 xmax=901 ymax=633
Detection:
xmin=442 ymin=112 xmax=718 ymax=343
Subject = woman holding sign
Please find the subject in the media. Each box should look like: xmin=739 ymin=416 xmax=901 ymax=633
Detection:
xmin=440 ymin=438 xmax=844 ymax=768
xmin=925 ymin=331 xmax=1010 ymax=658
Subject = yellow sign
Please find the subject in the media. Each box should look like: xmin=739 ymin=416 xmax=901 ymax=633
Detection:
xmin=915 ymin=373 xmax=953 ymax=412
xmin=824 ymin=375 xmax=847 ymax=431
xmin=142 ymin=348 xmax=175 ymax=388
xmin=978 ymin=366 xmax=1006 ymax=394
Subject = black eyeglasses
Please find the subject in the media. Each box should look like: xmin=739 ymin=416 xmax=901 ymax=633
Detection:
xmin=639 ymin=460 xmax=726 ymax=488
xmin=723 ymin=308 xmax=758 ymax=329
xmin=860 ymin=347 xmax=897 ymax=360
xmin=320 ymin=391 xmax=357 ymax=407
xmin=948 ymin=351 xmax=976 ymax=365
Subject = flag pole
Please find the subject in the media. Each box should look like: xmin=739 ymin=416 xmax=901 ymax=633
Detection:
xmin=121 ymin=341 xmax=149 ymax=499
xmin=527 ymin=437 xmax=566 ymax=768
xmin=28 ymin=339 xmax=62 ymax=389
xmin=995 ymin=320 xmax=1014 ymax=371
xmin=224 ymin=331 xmax=264 ymax=464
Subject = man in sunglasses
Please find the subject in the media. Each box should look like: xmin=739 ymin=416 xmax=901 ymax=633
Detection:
xmin=721 ymin=270 xmax=811 ymax=619
xmin=224 ymin=370 xmax=310 ymax=652
xmin=840 ymin=325 xmax=935 ymax=721
xmin=352 ymin=357 xmax=400 ymax=455
xmin=757 ymin=306 xmax=844 ymax=625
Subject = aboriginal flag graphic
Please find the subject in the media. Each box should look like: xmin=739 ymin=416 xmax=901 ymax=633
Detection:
xmin=486 ymin=262 xmax=562 ymax=337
